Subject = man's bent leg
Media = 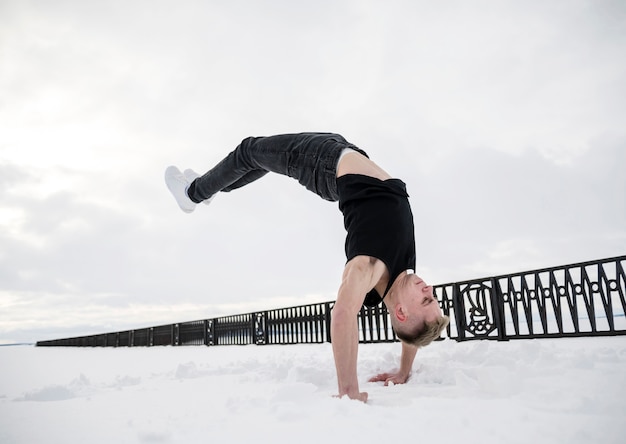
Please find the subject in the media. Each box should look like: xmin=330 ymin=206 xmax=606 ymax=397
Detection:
xmin=186 ymin=133 xmax=364 ymax=203
xmin=187 ymin=136 xmax=293 ymax=203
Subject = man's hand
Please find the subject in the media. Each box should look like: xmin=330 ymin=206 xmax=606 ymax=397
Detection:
xmin=368 ymin=371 xmax=410 ymax=386
xmin=334 ymin=391 xmax=369 ymax=403
xmin=369 ymin=342 xmax=419 ymax=387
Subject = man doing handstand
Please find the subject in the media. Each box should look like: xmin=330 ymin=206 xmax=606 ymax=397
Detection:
xmin=165 ymin=132 xmax=449 ymax=402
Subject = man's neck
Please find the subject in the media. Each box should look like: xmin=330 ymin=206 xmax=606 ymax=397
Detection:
xmin=382 ymin=270 xmax=410 ymax=305
xmin=374 ymin=277 xmax=389 ymax=299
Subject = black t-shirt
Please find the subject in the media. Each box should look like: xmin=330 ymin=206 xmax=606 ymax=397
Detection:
xmin=337 ymin=174 xmax=416 ymax=307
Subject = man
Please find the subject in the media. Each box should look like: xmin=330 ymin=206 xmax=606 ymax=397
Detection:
xmin=165 ymin=132 xmax=449 ymax=402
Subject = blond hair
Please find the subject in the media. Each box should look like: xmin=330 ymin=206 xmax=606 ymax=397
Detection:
xmin=394 ymin=315 xmax=450 ymax=348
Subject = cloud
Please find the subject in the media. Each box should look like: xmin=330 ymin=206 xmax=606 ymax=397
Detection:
xmin=0 ymin=159 xmax=345 ymax=343
xmin=1 ymin=0 xmax=625 ymax=343
xmin=412 ymin=138 xmax=626 ymax=282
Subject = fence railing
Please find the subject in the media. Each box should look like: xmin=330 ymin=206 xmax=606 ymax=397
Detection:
xmin=36 ymin=255 xmax=626 ymax=347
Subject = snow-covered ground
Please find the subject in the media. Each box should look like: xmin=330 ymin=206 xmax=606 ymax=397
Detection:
xmin=1 ymin=337 xmax=625 ymax=443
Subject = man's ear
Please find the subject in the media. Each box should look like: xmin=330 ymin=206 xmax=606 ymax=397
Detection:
xmin=394 ymin=304 xmax=407 ymax=322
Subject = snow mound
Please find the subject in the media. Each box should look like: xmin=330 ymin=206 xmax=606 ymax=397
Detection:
xmin=1 ymin=338 xmax=625 ymax=443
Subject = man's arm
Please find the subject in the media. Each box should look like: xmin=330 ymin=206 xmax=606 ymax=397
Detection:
xmin=369 ymin=341 xmax=419 ymax=385
xmin=332 ymin=256 xmax=387 ymax=402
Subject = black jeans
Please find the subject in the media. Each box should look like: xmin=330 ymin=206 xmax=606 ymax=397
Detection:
xmin=187 ymin=133 xmax=367 ymax=203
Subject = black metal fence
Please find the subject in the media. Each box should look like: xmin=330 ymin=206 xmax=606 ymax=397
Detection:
xmin=36 ymin=255 xmax=626 ymax=347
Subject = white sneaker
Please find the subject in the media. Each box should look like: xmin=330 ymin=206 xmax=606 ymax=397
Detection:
xmin=164 ymin=166 xmax=196 ymax=213
xmin=183 ymin=169 xmax=214 ymax=205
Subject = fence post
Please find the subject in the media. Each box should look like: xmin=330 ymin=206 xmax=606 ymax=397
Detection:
xmin=452 ymin=283 xmax=467 ymax=341
xmin=325 ymin=302 xmax=333 ymax=343
xmin=211 ymin=318 xmax=219 ymax=345
xmin=263 ymin=311 xmax=269 ymax=344
xmin=490 ymin=278 xmax=507 ymax=341
xmin=252 ymin=312 xmax=267 ymax=345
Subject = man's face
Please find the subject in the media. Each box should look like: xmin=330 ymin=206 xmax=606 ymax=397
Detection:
xmin=402 ymin=274 xmax=443 ymax=325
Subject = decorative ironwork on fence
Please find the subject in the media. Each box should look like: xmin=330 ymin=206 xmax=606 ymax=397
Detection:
xmin=36 ymin=255 xmax=626 ymax=347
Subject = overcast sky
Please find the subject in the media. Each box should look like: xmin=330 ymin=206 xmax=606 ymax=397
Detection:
xmin=1 ymin=0 xmax=625 ymax=344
